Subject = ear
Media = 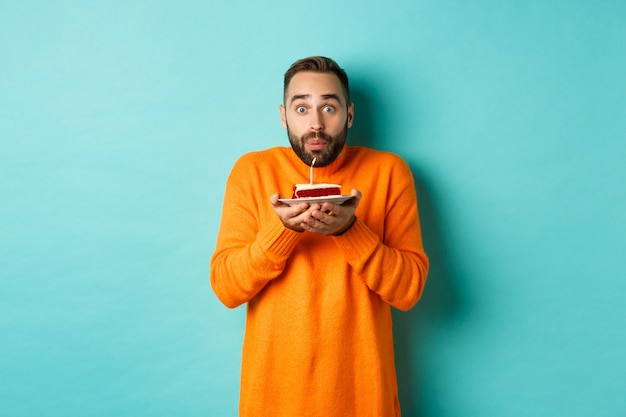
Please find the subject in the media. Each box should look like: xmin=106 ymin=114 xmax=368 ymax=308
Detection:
xmin=347 ymin=102 xmax=355 ymax=128
xmin=279 ymin=104 xmax=287 ymax=129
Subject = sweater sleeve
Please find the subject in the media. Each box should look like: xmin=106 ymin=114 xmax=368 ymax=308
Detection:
xmin=331 ymin=159 xmax=429 ymax=311
xmin=210 ymin=155 xmax=302 ymax=308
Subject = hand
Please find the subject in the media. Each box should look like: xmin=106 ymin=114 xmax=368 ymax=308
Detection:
xmin=299 ymin=188 xmax=361 ymax=236
xmin=270 ymin=189 xmax=361 ymax=235
xmin=270 ymin=193 xmax=316 ymax=233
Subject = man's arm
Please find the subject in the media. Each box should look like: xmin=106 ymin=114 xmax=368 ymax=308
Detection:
xmin=210 ymin=157 xmax=304 ymax=308
xmin=331 ymin=162 xmax=429 ymax=311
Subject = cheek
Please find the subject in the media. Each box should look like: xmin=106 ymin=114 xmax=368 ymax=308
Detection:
xmin=287 ymin=117 xmax=307 ymax=132
xmin=329 ymin=115 xmax=348 ymax=131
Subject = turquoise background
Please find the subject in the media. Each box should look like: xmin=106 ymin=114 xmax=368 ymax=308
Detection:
xmin=1 ymin=1 xmax=624 ymax=416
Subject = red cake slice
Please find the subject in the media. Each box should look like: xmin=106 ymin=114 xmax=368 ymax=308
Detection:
xmin=292 ymin=183 xmax=341 ymax=199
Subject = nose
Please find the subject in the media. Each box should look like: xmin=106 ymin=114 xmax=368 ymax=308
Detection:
xmin=310 ymin=109 xmax=324 ymax=131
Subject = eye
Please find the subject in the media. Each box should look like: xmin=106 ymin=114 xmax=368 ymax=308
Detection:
xmin=296 ymin=106 xmax=307 ymax=114
xmin=322 ymin=105 xmax=335 ymax=113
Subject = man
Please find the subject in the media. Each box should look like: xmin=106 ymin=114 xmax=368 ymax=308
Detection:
xmin=210 ymin=56 xmax=429 ymax=417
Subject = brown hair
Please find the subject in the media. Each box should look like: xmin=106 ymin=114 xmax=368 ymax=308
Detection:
xmin=283 ymin=56 xmax=350 ymax=104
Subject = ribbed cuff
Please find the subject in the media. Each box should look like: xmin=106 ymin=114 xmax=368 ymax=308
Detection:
xmin=256 ymin=215 xmax=303 ymax=264
xmin=331 ymin=217 xmax=380 ymax=263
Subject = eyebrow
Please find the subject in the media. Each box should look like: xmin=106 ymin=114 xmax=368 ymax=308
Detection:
xmin=289 ymin=93 xmax=343 ymax=105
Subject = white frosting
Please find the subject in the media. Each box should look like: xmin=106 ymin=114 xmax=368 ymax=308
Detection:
xmin=294 ymin=183 xmax=341 ymax=190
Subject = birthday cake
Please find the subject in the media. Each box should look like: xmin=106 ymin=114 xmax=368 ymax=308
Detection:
xmin=291 ymin=183 xmax=342 ymax=199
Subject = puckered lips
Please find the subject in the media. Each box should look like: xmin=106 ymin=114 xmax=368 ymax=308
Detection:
xmin=306 ymin=138 xmax=328 ymax=151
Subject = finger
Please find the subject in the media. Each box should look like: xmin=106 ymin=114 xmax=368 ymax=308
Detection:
xmin=350 ymin=188 xmax=361 ymax=201
xmin=321 ymin=202 xmax=335 ymax=214
xmin=302 ymin=218 xmax=326 ymax=234
xmin=341 ymin=188 xmax=361 ymax=207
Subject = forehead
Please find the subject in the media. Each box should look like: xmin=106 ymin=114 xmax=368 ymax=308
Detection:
xmin=285 ymin=72 xmax=346 ymax=104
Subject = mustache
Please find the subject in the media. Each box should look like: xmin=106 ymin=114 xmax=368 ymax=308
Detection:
xmin=303 ymin=131 xmax=333 ymax=141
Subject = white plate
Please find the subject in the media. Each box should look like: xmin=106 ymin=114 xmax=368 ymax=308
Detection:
xmin=278 ymin=195 xmax=353 ymax=206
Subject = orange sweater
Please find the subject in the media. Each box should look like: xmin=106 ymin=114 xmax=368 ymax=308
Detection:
xmin=211 ymin=146 xmax=428 ymax=417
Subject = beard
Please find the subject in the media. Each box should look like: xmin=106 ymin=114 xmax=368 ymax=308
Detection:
xmin=287 ymin=122 xmax=349 ymax=167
